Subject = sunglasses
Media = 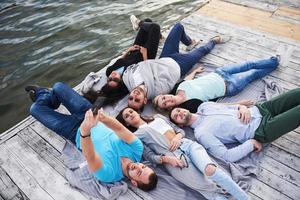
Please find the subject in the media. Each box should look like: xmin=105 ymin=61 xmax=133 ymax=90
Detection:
xmin=179 ymin=147 xmax=189 ymax=169
xmin=128 ymin=96 xmax=141 ymax=103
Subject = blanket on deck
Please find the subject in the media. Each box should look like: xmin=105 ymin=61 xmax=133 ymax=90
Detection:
xmin=62 ymin=62 xmax=283 ymax=200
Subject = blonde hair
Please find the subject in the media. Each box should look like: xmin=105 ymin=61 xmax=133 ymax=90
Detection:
xmin=152 ymin=95 xmax=169 ymax=114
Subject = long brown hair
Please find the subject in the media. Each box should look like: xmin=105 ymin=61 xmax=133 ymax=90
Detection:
xmin=116 ymin=107 xmax=154 ymax=132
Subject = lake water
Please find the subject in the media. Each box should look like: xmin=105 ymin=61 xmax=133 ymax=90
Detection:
xmin=0 ymin=0 xmax=203 ymax=133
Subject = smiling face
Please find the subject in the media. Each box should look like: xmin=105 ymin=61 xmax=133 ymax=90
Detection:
xmin=170 ymin=107 xmax=191 ymax=126
xmin=107 ymin=71 xmax=121 ymax=87
xmin=128 ymin=86 xmax=147 ymax=110
xmin=127 ymin=162 xmax=154 ymax=184
xmin=154 ymin=94 xmax=177 ymax=110
xmin=122 ymin=108 xmax=141 ymax=126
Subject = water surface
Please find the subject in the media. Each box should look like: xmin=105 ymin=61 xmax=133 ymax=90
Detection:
xmin=0 ymin=0 xmax=203 ymax=133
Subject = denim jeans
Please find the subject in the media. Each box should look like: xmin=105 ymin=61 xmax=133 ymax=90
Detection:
xmin=215 ymin=57 xmax=279 ymax=96
xmin=30 ymin=82 xmax=92 ymax=144
xmin=160 ymin=23 xmax=216 ymax=76
xmin=180 ymin=139 xmax=248 ymax=200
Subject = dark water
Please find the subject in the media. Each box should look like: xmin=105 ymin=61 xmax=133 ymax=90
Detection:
xmin=0 ymin=0 xmax=203 ymax=133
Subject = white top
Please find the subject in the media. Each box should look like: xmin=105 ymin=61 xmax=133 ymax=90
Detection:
xmin=140 ymin=117 xmax=173 ymax=135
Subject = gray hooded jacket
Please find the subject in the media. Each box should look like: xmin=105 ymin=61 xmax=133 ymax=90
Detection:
xmin=122 ymin=57 xmax=181 ymax=99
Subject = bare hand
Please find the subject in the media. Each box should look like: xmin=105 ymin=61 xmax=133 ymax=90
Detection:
xmin=238 ymin=105 xmax=251 ymax=124
xmin=80 ymin=109 xmax=99 ymax=135
xmin=169 ymin=137 xmax=182 ymax=152
xmin=237 ymin=99 xmax=255 ymax=107
xmin=97 ymin=108 xmax=109 ymax=122
xmin=251 ymin=139 xmax=262 ymax=152
xmin=139 ymin=46 xmax=147 ymax=55
xmin=193 ymin=66 xmax=205 ymax=74
xmin=162 ymin=156 xmax=184 ymax=168
xmin=128 ymin=45 xmax=140 ymax=52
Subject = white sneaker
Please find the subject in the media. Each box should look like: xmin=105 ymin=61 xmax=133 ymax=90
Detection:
xmin=130 ymin=15 xmax=141 ymax=31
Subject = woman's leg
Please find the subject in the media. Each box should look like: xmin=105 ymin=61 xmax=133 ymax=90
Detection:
xmin=216 ymin=56 xmax=278 ymax=75
xmin=169 ymin=40 xmax=217 ymax=76
xmin=255 ymin=88 xmax=300 ymax=143
xmin=160 ymin=23 xmax=192 ymax=58
xmin=134 ymin=22 xmax=161 ymax=59
xmin=218 ymin=57 xmax=279 ymax=96
xmin=164 ymin=152 xmax=227 ymax=200
xmin=180 ymin=140 xmax=249 ymax=200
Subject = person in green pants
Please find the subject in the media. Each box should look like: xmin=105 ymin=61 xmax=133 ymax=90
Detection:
xmin=169 ymin=88 xmax=300 ymax=162
xmin=254 ymin=88 xmax=300 ymax=143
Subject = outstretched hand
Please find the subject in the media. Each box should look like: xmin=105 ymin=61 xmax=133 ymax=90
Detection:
xmin=80 ymin=109 xmax=99 ymax=135
xmin=96 ymin=108 xmax=111 ymax=123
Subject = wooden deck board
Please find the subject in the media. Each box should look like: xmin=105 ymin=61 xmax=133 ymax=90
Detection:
xmin=1 ymin=0 xmax=300 ymax=199
xmin=0 ymin=166 xmax=29 ymax=200
xmin=0 ymin=134 xmax=88 ymax=200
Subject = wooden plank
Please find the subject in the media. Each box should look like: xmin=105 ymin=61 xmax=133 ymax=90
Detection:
xmin=259 ymin=155 xmax=300 ymax=187
xmin=281 ymin=131 xmax=300 ymax=146
xmin=273 ymin=136 xmax=300 ymax=158
xmin=222 ymin=0 xmax=278 ymax=12
xmin=265 ymin=145 xmax=300 ymax=172
xmin=249 ymin=192 xmax=263 ymax=200
xmin=183 ymin=14 xmax=300 ymax=48
xmin=30 ymin=120 xmax=66 ymax=153
xmin=197 ymin=0 xmax=300 ymax=40
xmin=0 ymin=166 xmax=29 ymax=200
xmin=18 ymin=127 xmax=66 ymax=176
xmin=250 ymin=179 xmax=292 ymax=200
xmin=0 ymin=116 xmax=35 ymax=144
xmin=256 ymin=167 xmax=300 ymax=199
xmin=274 ymin=7 xmax=300 ymax=21
xmin=0 ymin=136 xmax=88 ymax=200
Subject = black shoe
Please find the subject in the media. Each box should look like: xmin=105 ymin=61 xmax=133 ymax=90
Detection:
xmin=25 ymin=85 xmax=39 ymax=102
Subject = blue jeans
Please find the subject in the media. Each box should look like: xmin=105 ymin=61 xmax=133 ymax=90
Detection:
xmin=215 ymin=57 xmax=279 ymax=96
xmin=160 ymin=23 xmax=216 ymax=76
xmin=30 ymin=82 xmax=92 ymax=144
xmin=180 ymin=139 xmax=248 ymax=200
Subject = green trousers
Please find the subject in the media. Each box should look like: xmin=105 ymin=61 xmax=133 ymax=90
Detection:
xmin=254 ymin=88 xmax=300 ymax=143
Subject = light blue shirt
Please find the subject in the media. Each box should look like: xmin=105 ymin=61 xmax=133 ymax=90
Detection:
xmin=177 ymin=72 xmax=226 ymax=101
xmin=76 ymin=122 xmax=143 ymax=183
xmin=191 ymin=102 xmax=262 ymax=162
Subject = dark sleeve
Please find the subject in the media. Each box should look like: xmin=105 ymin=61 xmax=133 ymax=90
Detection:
xmin=106 ymin=51 xmax=143 ymax=76
xmin=178 ymin=99 xmax=203 ymax=113
xmin=170 ymin=80 xmax=185 ymax=95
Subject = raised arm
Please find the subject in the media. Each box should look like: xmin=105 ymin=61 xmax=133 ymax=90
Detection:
xmin=98 ymin=109 xmax=136 ymax=144
xmin=80 ymin=109 xmax=103 ymax=172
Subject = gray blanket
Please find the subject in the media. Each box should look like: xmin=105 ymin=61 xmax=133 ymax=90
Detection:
xmin=63 ymin=62 xmax=283 ymax=200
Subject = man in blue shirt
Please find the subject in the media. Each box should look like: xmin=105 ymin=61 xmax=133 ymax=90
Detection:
xmin=169 ymin=88 xmax=300 ymax=162
xmin=26 ymin=82 xmax=157 ymax=191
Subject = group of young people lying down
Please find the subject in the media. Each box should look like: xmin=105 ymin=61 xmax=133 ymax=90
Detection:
xmin=25 ymin=16 xmax=300 ymax=200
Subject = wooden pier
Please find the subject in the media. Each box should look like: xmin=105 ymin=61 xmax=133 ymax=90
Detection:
xmin=1 ymin=0 xmax=299 ymax=199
